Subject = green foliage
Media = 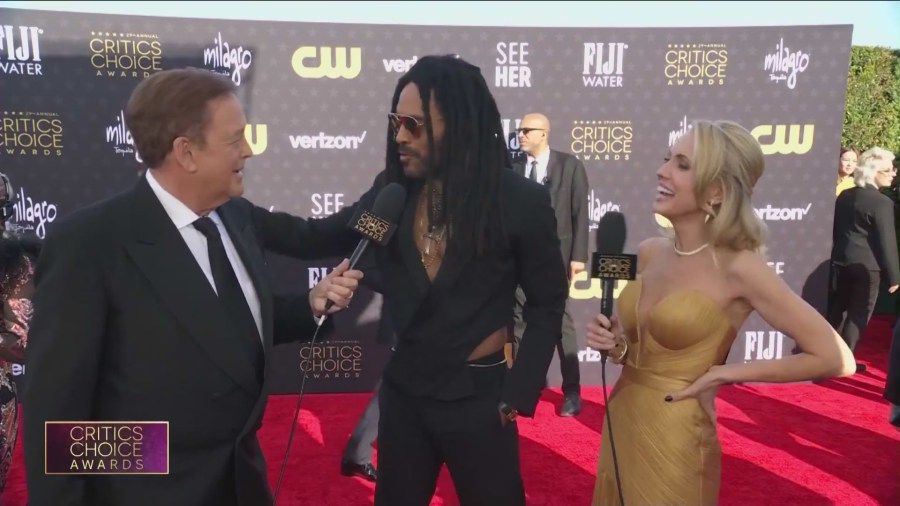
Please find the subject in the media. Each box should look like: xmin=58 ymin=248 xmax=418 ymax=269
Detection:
xmin=843 ymin=46 xmax=900 ymax=155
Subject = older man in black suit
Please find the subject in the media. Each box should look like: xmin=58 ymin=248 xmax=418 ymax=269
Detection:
xmin=511 ymin=112 xmax=590 ymax=416
xmin=22 ymin=68 xmax=364 ymax=506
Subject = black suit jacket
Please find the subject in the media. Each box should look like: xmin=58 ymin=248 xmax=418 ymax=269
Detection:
xmin=831 ymin=185 xmax=900 ymax=285
xmin=513 ymin=149 xmax=590 ymax=265
xmin=22 ymin=177 xmax=347 ymax=506
xmin=271 ymin=169 xmax=568 ymax=416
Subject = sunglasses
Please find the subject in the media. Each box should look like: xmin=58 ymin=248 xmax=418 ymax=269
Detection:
xmin=516 ymin=127 xmax=545 ymax=135
xmin=388 ymin=113 xmax=426 ymax=137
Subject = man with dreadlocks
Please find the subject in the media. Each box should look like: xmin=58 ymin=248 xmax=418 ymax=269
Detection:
xmin=368 ymin=54 xmax=567 ymax=505
xmin=264 ymin=54 xmax=567 ymax=504
xmin=370 ymin=55 xmax=567 ymax=504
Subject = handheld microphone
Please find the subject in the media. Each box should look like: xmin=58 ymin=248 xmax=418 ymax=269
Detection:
xmin=317 ymin=182 xmax=407 ymax=326
xmin=589 ymin=210 xmax=634 ymax=506
xmin=590 ymin=211 xmax=636 ymax=360
xmin=274 ymin=182 xmax=406 ymax=506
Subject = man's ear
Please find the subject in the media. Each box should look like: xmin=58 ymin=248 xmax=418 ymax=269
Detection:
xmin=171 ymin=136 xmax=198 ymax=173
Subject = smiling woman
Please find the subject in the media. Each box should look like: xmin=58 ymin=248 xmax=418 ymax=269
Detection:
xmin=585 ymin=119 xmax=856 ymax=506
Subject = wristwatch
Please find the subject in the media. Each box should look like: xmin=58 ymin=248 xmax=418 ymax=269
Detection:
xmin=498 ymin=401 xmax=518 ymax=422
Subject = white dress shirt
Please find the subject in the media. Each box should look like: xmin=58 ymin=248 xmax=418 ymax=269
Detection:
xmin=525 ymin=148 xmax=551 ymax=185
xmin=145 ymin=170 xmax=263 ymax=341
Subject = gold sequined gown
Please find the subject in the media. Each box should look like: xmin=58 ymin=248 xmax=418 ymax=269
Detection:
xmin=593 ymin=277 xmax=737 ymax=506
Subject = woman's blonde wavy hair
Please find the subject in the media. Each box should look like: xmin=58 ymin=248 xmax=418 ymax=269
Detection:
xmin=676 ymin=120 xmax=768 ymax=254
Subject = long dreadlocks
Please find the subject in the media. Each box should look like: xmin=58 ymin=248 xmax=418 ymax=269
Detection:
xmin=384 ymin=54 xmax=512 ymax=259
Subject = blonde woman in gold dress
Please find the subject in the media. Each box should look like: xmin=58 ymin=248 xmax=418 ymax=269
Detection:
xmin=586 ymin=120 xmax=857 ymax=506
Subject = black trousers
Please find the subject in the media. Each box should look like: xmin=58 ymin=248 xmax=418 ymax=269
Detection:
xmin=374 ymin=352 xmax=524 ymax=506
xmin=512 ymin=286 xmax=580 ymax=396
xmin=826 ymin=263 xmax=881 ymax=351
xmin=342 ymin=380 xmax=381 ymax=465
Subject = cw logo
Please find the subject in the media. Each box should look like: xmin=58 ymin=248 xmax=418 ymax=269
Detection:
xmin=292 ymin=46 xmax=361 ymax=79
xmin=751 ymin=124 xmax=814 ymax=155
xmin=244 ymin=124 xmax=268 ymax=155
xmin=568 ymin=271 xmax=628 ymax=300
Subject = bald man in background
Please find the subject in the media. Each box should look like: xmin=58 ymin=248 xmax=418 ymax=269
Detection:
xmin=510 ymin=113 xmax=589 ymax=416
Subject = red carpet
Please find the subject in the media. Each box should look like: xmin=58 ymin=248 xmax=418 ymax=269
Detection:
xmin=3 ymin=316 xmax=898 ymax=505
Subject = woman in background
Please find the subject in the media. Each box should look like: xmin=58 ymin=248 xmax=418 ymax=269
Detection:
xmin=837 ymin=146 xmax=859 ymax=196
xmin=586 ymin=120 xmax=856 ymax=506
xmin=827 ymin=147 xmax=899 ymax=372
xmin=0 ymin=171 xmax=40 ymax=494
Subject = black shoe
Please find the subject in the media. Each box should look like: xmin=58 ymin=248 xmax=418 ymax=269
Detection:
xmin=340 ymin=460 xmax=377 ymax=482
xmin=856 ymin=363 xmax=867 ymax=373
xmin=559 ymin=394 xmax=582 ymax=417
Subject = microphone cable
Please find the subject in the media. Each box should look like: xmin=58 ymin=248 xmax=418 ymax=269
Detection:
xmin=600 ymin=351 xmax=626 ymax=506
xmin=272 ymin=315 xmax=328 ymax=505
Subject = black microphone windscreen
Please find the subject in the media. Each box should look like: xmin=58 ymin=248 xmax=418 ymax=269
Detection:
xmin=595 ymin=211 xmax=627 ymax=255
xmin=371 ymin=182 xmax=407 ymax=223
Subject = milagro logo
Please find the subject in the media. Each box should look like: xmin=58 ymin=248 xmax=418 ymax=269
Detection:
xmin=755 ymin=203 xmax=811 ymax=221
xmin=744 ymin=330 xmax=784 ymax=362
xmin=203 ymin=32 xmax=252 ymax=86
xmin=105 ymin=110 xmax=142 ymax=163
xmin=0 ymin=25 xmax=43 ymax=76
xmin=764 ymin=38 xmax=809 ymax=90
xmin=292 ymin=46 xmax=361 ymax=79
xmin=582 ymin=42 xmax=627 ymax=88
xmin=751 ymin=124 xmax=815 ymax=155
xmin=10 ymin=185 xmax=58 ymax=239
xmin=587 ymin=190 xmax=621 ymax=231
xmin=289 ymin=131 xmax=366 ymax=150
xmin=669 ymin=115 xmax=692 ymax=147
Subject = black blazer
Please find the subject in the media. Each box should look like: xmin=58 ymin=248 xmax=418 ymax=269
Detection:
xmin=513 ymin=149 xmax=590 ymax=265
xmin=267 ymin=168 xmax=569 ymax=416
xmin=22 ymin=177 xmax=342 ymax=506
xmin=831 ymin=185 xmax=900 ymax=285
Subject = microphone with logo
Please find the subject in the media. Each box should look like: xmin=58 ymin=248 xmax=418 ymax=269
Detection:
xmin=589 ymin=210 xmax=635 ymax=506
xmin=316 ymin=182 xmax=407 ymax=327
xmin=274 ymin=182 xmax=406 ymax=506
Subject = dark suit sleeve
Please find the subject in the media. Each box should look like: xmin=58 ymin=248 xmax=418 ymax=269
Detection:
xmin=272 ymin=292 xmax=335 ymax=346
xmin=23 ymin=219 xmax=107 ymax=506
xmin=873 ymin=196 xmax=900 ymax=286
xmin=249 ymin=173 xmax=386 ymax=260
xmin=570 ymin=157 xmax=590 ymax=263
xmin=502 ymin=185 xmax=568 ymax=416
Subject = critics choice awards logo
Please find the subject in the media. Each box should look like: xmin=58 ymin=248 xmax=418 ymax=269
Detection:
xmin=299 ymin=342 xmax=364 ymax=380
xmin=664 ymin=43 xmax=728 ymax=86
xmin=570 ymin=120 xmax=632 ymax=162
xmin=0 ymin=25 xmax=44 ymax=76
xmin=0 ymin=110 xmax=63 ymax=157
xmin=44 ymin=422 xmax=169 ymax=474
xmin=90 ymin=30 xmax=163 ymax=78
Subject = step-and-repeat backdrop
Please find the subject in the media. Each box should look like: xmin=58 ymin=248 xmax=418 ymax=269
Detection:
xmin=0 ymin=7 xmax=852 ymax=393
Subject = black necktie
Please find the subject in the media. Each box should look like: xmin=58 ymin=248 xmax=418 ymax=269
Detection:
xmin=529 ymin=160 xmax=538 ymax=182
xmin=193 ymin=216 xmax=264 ymax=378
